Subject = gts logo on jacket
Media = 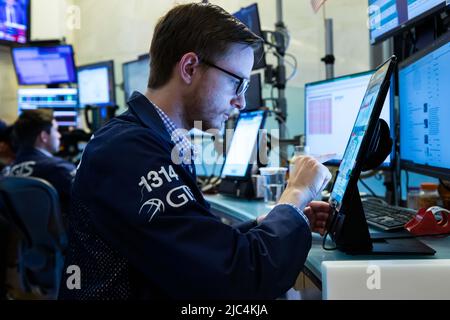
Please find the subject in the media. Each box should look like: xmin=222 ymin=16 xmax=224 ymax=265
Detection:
xmin=3 ymin=161 xmax=36 ymax=177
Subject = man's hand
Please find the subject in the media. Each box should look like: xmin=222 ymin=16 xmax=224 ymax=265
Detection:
xmin=304 ymin=201 xmax=331 ymax=236
xmin=278 ymin=156 xmax=332 ymax=210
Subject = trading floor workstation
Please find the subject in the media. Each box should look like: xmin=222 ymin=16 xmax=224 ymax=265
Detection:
xmin=0 ymin=0 xmax=450 ymax=301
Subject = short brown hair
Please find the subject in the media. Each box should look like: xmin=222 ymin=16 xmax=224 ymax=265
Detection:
xmin=148 ymin=3 xmax=263 ymax=89
xmin=13 ymin=109 xmax=54 ymax=149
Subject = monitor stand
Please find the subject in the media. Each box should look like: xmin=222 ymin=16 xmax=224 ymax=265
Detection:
xmin=333 ymin=186 xmax=436 ymax=255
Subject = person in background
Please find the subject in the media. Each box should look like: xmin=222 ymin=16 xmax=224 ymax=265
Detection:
xmin=3 ymin=110 xmax=76 ymax=220
xmin=0 ymin=120 xmax=15 ymax=172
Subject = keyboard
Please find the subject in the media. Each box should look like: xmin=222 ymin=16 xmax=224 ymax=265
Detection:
xmin=362 ymin=198 xmax=417 ymax=231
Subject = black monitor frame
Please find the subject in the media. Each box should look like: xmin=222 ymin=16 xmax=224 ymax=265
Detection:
xmin=0 ymin=0 xmax=31 ymax=47
xmin=233 ymin=3 xmax=266 ymax=70
xmin=245 ymin=73 xmax=263 ymax=111
xmin=122 ymin=54 xmax=150 ymax=105
xmin=398 ymin=32 xmax=450 ymax=181
xmin=77 ymin=60 xmax=116 ymax=108
xmin=11 ymin=44 xmax=78 ymax=85
xmin=304 ymin=69 xmax=396 ymax=169
xmin=369 ymin=1 xmax=449 ymax=45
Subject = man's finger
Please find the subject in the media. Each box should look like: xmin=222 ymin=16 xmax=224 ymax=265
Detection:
xmin=308 ymin=201 xmax=331 ymax=212
xmin=313 ymin=153 xmax=337 ymax=164
xmin=315 ymin=212 xmax=329 ymax=221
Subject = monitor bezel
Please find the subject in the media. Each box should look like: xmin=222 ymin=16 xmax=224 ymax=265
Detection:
xmin=122 ymin=53 xmax=150 ymax=106
xmin=304 ymin=69 xmax=395 ymax=169
xmin=398 ymin=32 xmax=450 ymax=180
xmin=245 ymin=73 xmax=263 ymax=111
xmin=220 ymin=110 xmax=267 ymax=181
xmin=77 ymin=60 xmax=116 ymax=108
xmin=11 ymin=43 xmax=78 ymax=85
xmin=329 ymin=56 xmax=397 ymax=210
xmin=0 ymin=0 xmax=31 ymax=47
xmin=369 ymin=1 xmax=449 ymax=45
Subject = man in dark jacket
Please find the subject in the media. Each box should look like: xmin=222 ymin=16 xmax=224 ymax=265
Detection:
xmin=59 ymin=3 xmax=332 ymax=299
xmin=3 ymin=110 xmax=76 ymax=219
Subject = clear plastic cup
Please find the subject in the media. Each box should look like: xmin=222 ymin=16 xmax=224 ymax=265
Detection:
xmin=259 ymin=167 xmax=288 ymax=204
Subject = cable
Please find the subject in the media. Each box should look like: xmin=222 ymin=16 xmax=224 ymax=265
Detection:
xmin=270 ymin=49 xmax=298 ymax=81
xmin=358 ymin=178 xmax=378 ymax=198
xmin=322 ymin=231 xmax=337 ymax=251
xmin=360 ymin=169 xmax=379 ymax=179
xmin=322 ymin=208 xmax=338 ymax=251
xmin=405 ymin=169 xmax=410 ymax=191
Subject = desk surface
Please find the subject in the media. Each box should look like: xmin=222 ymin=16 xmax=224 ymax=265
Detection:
xmin=204 ymin=194 xmax=450 ymax=286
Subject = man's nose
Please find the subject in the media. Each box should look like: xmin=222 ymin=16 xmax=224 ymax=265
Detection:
xmin=231 ymin=93 xmax=246 ymax=111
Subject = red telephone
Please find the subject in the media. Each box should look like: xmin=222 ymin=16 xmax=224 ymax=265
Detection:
xmin=405 ymin=206 xmax=450 ymax=236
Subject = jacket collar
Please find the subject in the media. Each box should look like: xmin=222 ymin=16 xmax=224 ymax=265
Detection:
xmin=126 ymin=91 xmax=174 ymax=147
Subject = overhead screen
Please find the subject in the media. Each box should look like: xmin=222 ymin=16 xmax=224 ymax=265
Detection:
xmin=0 ymin=0 xmax=30 ymax=45
xmin=12 ymin=45 xmax=77 ymax=85
xmin=368 ymin=0 xmax=448 ymax=44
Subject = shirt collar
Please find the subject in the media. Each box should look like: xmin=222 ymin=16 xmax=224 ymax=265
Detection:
xmin=35 ymin=147 xmax=53 ymax=158
xmin=146 ymin=97 xmax=198 ymax=163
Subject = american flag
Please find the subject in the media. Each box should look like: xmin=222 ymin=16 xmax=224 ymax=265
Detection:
xmin=311 ymin=0 xmax=327 ymax=13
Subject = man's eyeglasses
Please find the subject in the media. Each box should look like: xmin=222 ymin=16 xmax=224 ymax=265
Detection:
xmin=201 ymin=59 xmax=250 ymax=96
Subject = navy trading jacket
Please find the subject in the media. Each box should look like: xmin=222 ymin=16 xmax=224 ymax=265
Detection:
xmin=58 ymin=92 xmax=312 ymax=300
xmin=3 ymin=147 xmax=76 ymax=219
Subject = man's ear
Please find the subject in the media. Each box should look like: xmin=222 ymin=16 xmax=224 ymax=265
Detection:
xmin=178 ymin=52 xmax=201 ymax=85
xmin=38 ymin=130 xmax=49 ymax=144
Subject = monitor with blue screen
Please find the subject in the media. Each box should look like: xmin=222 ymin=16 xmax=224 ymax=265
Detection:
xmin=399 ymin=33 xmax=450 ymax=180
xmin=17 ymin=88 xmax=79 ymax=128
xmin=78 ymin=60 xmax=116 ymax=108
xmin=122 ymin=54 xmax=150 ymax=104
xmin=221 ymin=110 xmax=266 ymax=179
xmin=12 ymin=45 xmax=77 ymax=85
xmin=305 ymin=70 xmax=394 ymax=168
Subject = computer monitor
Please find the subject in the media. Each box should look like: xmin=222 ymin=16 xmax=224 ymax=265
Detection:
xmin=77 ymin=60 xmax=116 ymax=108
xmin=0 ymin=0 xmax=30 ymax=46
xmin=17 ymin=88 xmax=79 ymax=128
xmin=12 ymin=45 xmax=77 ymax=85
xmin=122 ymin=54 xmax=150 ymax=104
xmin=368 ymin=0 xmax=448 ymax=44
xmin=221 ymin=110 xmax=266 ymax=179
xmin=399 ymin=33 xmax=450 ymax=180
xmin=326 ymin=56 xmax=434 ymax=255
xmin=245 ymin=73 xmax=263 ymax=111
xmin=305 ymin=70 xmax=394 ymax=167
xmin=233 ymin=3 xmax=266 ymax=70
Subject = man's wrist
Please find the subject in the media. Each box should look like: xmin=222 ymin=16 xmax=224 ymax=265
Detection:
xmin=274 ymin=203 xmax=311 ymax=229
xmin=278 ymin=188 xmax=311 ymax=210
